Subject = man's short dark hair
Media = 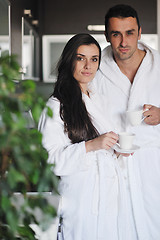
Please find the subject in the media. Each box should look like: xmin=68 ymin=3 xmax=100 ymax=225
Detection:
xmin=105 ymin=4 xmax=140 ymax=38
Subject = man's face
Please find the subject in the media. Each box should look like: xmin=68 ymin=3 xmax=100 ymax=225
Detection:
xmin=106 ymin=17 xmax=141 ymax=61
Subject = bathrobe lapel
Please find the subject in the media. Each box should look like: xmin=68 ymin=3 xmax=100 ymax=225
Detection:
xmin=82 ymin=90 xmax=113 ymax=134
xmin=100 ymin=45 xmax=131 ymax=99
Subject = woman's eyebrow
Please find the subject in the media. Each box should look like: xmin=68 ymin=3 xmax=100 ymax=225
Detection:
xmin=76 ymin=53 xmax=99 ymax=57
xmin=76 ymin=53 xmax=85 ymax=56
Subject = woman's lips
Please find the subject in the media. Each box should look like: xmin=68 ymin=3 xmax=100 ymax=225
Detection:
xmin=82 ymin=72 xmax=92 ymax=76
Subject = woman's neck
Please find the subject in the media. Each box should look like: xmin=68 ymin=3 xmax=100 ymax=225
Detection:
xmin=81 ymin=85 xmax=90 ymax=97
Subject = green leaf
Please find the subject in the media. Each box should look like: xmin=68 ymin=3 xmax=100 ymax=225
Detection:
xmin=7 ymin=167 xmax=26 ymax=189
xmin=47 ymin=106 xmax=53 ymax=117
xmin=17 ymin=225 xmax=36 ymax=240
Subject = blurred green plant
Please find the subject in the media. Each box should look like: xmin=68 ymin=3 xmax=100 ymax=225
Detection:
xmin=0 ymin=54 xmax=58 ymax=239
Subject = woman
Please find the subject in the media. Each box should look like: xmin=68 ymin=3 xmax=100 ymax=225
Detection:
xmin=38 ymin=34 xmax=126 ymax=240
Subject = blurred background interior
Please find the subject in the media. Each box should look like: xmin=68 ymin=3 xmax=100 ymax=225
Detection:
xmin=0 ymin=0 xmax=160 ymax=100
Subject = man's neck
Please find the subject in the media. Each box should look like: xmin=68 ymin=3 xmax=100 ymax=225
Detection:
xmin=115 ymin=49 xmax=146 ymax=83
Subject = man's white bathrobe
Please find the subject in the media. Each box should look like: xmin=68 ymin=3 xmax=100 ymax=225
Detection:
xmin=93 ymin=41 xmax=160 ymax=240
xmin=38 ymin=91 xmax=137 ymax=240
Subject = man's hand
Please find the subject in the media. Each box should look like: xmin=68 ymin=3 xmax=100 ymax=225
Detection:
xmin=143 ymin=104 xmax=160 ymax=125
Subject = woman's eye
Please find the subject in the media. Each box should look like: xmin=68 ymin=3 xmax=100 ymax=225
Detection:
xmin=76 ymin=56 xmax=84 ymax=61
xmin=92 ymin=58 xmax=98 ymax=62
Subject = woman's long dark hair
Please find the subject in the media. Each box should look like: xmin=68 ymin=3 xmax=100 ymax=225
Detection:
xmin=53 ymin=33 xmax=101 ymax=143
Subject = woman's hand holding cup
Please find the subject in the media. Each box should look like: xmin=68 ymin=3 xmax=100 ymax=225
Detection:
xmin=85 ymin=131 xmax=118 ymax=153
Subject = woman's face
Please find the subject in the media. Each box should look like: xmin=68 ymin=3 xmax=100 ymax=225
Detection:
xmin=73 ymin=44 xmax=100 ymax=93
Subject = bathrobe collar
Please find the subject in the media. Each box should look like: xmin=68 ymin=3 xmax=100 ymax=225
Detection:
xmin=99 ymin=41 xmax=155 ymax=99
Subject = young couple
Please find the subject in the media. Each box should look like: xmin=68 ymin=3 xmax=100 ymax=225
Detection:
xmin=39 ymin=4 xmax=160 ymax=240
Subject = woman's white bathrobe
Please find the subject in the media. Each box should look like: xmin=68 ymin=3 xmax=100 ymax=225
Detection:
xmin=38 ymin=91 xmax=137 ymax=240
xmin=93 ymin=41 xmax=160 ymax=240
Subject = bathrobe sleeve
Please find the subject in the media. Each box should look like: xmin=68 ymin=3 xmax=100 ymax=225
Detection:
xmin=38 ymin=97 xmax=93 ymax=176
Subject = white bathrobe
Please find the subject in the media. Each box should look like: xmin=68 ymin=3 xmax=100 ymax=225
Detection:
xmin=93 ymin=41 xmax=160 ymax=240
xmin=38 ymin=90 xmax=137 ymax=240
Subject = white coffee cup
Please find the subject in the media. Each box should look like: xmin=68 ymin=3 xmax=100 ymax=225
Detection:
xmin=118 ymin=132 xmax=135 ymax=149
xmin=126 ymin=109 xmax=146 ymax=126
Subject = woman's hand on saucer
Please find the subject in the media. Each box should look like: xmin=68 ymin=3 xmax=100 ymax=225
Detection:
xmin=85 ymin=131 xmax=118 ymax=153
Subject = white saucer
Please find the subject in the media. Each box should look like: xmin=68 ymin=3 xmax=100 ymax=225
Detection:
xmin=113 ymin=144 xmax=140 ymax=154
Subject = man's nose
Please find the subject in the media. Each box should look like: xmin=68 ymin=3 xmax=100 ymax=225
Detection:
xmin=120 ymin=35 xmax=127 ymax=47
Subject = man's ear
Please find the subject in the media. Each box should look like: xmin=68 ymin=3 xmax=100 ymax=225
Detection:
xmin=104 ymin=31 xmax=110 ymax=42
xmin=138 ymin=27 xmax=142 ymax=40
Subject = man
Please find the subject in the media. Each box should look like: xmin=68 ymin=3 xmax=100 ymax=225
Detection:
xmin=93 ymin=4 xmax=160 ymax=240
